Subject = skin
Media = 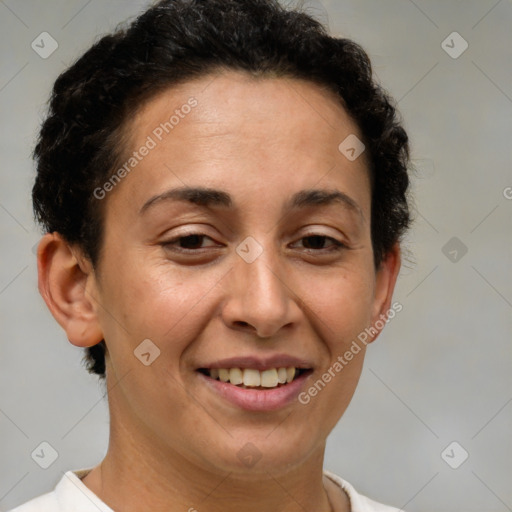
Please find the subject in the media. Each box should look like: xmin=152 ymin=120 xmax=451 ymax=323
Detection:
xmin=37 ymin=70 xmax=401 ymax=512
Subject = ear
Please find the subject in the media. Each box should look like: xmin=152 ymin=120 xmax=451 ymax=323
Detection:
xmin=367 ymin=242 xmax=402 ymax=344
xmin=36 ymin=232 xmax=104 ymax=348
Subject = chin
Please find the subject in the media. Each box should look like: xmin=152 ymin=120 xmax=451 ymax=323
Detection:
xmin=196 ymin=426 xmax=322 ymax=477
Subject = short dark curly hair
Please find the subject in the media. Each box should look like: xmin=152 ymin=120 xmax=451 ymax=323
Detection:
xmin=32 ymin=0 xmax=411 ymax=380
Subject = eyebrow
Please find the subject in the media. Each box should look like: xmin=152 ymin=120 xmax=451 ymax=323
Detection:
xmin=140 ymin=186 xmax=364 ymax=221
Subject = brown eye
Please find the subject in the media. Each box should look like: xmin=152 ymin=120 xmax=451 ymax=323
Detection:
xmin=294 ymin=234 xmax=345 ymax=251
xmin=162 ymin=233 xmax=219 ymax=252
xmin=175 ymin=234 xmax=207 ymax=249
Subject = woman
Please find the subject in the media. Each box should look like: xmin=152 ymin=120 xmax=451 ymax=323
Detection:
xmin=11 ymin=0 xmax=411 ymax=510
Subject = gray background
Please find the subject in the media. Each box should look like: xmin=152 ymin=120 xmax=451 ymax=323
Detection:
xmin=1 ymin=0 xmax=511 ymax=510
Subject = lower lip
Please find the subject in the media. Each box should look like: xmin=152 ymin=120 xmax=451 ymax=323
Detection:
xmin=197 ymin=371 xmax=311 ymax=412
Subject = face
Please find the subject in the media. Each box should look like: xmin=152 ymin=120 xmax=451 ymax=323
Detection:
xmin=82 ymin=70 xmax=399 ymax=476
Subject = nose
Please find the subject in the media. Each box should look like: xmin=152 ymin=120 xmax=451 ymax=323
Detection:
xmin=221 ymin=244 xmax=302 ymax=338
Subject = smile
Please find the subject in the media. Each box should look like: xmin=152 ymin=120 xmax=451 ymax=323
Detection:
xmin=196 ymin=361 xmax=314 ymax=411
xmin=198 ymin=367 xmax=309 ymax=389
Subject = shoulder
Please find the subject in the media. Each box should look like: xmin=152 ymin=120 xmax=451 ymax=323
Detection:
xmin=6 ymin=468 xmax=112 ymax=512
xmin=7 ymin=488 xmax=59 ymax=512
xmin=323 ymin=469 xmax=405 ymax=512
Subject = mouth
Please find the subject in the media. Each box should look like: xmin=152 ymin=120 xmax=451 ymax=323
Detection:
xmin=194 ymin=355 xmax=314 ymax=411
xmin=197 ymin=366 xmax=312 ymax=390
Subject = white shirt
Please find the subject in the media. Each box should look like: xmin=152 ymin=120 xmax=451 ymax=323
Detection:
xmin=7 ymin=468 xmax=403 ymax=512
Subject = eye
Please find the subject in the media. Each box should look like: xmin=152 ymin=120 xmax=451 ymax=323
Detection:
xmin=161 ymin=233 xmax=219 ymax=252
xmin=161 ymin=232 xmax=346 ymax=254
xmin=292 ymin=233 xmax=346 ymax=252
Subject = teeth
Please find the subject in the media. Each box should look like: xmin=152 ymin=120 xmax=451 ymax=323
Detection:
xmin=261 ymin=369 xmax=278 ymax=388
xmin=229 ymin=368 xmax=243 ymax=385
xmin=206 ymin=366 xmax=303 ymax=388
xmin=243 ymin=369 xmax=261 ymax=387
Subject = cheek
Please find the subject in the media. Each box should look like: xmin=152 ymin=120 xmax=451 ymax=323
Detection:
xmin=305 ymin=267 xmax=375 ymax=349
xmin=95 ymin=259 xmax=210 ymax=417
xmin=98 ymin=255 xmax=225 ymax=358
xmin=299 ymin=272 xmax=373 ymax=431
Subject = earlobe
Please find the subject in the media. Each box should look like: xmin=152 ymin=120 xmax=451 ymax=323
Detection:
xmin=367 ymin=243 xmax=402 ymax=343
xmin=37 ymin=232 xmax=104 ymax=348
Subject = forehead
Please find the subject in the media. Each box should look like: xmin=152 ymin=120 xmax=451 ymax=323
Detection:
xmin=108 ymin=70 xmax=371 ymax=220
xmin=130 ymin=70 xmax=361 ymax=149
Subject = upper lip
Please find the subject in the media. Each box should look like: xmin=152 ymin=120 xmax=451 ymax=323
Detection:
xmin=197 ymin=355 xmax=314 ymax=371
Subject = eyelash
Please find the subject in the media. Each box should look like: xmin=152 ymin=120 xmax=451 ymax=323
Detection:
xmin=161 ymin=232 xmax=346 ymax=254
